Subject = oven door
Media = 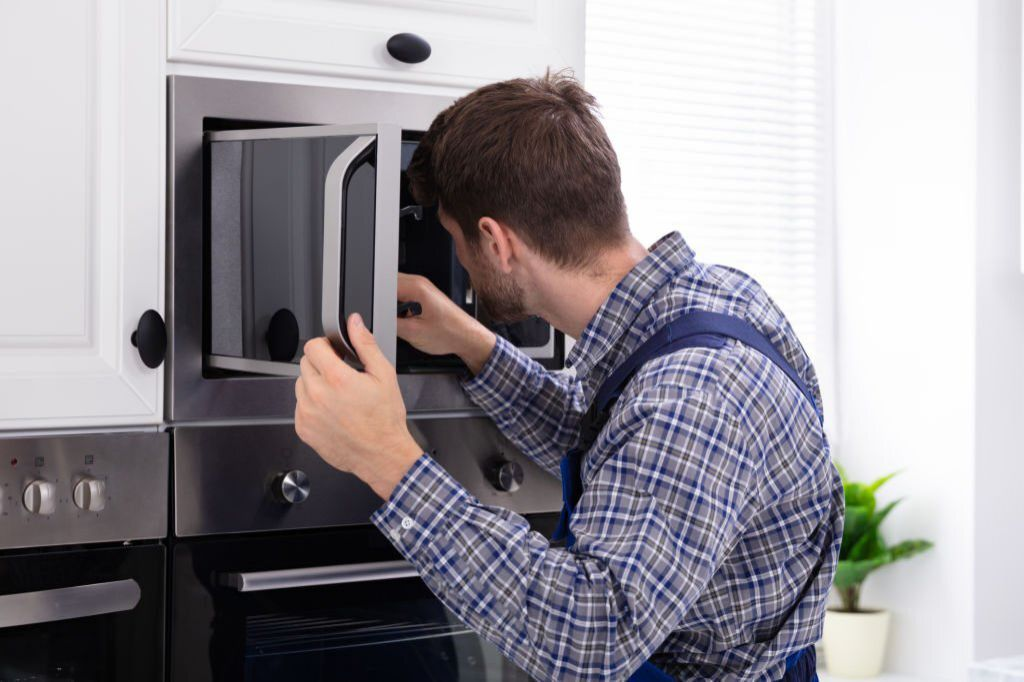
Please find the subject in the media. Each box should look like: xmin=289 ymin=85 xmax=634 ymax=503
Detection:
xmin=0 ymin=543 xmax=165 ymax=682
xmin=206 ymin=124 xmax=400 ymax=377
xmin=170 ymin=526 xmax=539 ymax=682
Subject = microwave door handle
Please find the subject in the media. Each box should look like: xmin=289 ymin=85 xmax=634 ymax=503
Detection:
xmin=221 ymin=559 xmax=418 ymax=593
xmin=322 ymin=135 xmax=377 ymax=361
xmin=0 ymin=579 xmax=141 ymax=629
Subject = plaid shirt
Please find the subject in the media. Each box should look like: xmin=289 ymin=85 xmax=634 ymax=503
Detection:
xmin=372 ymin=231 xmax=844 ymax=681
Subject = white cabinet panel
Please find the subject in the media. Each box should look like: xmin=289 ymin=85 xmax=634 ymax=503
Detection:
xmin=0 ymin=0 xmax=164 ymax=430
xmin=168 ymin=0 xmax=584 ymax=88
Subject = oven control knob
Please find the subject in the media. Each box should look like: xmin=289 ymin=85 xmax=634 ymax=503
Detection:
xmin=73 ymin=477 xmax=107 ymax=512
xmin=23 ymin=480 xmax=57 ymax=516
xmin=489 ymin=460 xmax=524 ymax=493
xmin=273 ymin=470 xmax=310 ymax=505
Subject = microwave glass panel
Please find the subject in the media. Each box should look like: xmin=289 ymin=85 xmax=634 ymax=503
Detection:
xmin=208 ymin=133 xmax=376 ymax=374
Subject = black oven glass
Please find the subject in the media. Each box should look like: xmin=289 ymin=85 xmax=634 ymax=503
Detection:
xmin=0 ymin=543 xmax=164 ymax=682
xmin=170 ymin=524 xmax=556 ymax=681
xmin=240 ymin=578 xmax=526 ymax=681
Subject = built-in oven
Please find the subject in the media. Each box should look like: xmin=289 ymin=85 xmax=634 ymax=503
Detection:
xmin=170 ymin=524 xmax=563 ymax=682
xmin=0 ymin=433 xmax=168 ymax=681
xmin=168 ymin=76 xmax=564 ymax=423
xmin=169 ymin=420 xmax=560 ymax=681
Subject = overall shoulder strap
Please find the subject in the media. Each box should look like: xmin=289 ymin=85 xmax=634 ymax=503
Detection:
xmin=568 ymin=311 xmax=822 ymax=507
xmin=592 ymin=311 xmax=821 ymax=426
xmin=553 ymin=310 xmax=823 ymax=547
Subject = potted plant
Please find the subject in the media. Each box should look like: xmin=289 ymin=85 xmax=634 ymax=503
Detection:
xmin=822 ymin=466 xmax=933 ymax=678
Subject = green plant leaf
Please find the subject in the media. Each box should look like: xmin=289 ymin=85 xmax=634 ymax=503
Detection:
xmin=834 ymin=556 xmax=889 ymax=590
xmin=889 ymin=539 xmax=933 ymax=562
xmin=848 ymin=528 xmax=883 ymax=562
xmin=840 ymin=506 xmax=871 ymax=560
xmin=868 ymin=470 xmax=901 ymax=494
xmin=831 ymin=469 xmax=931 ymax=595
xmin=844 ymin=483 xmax=877 ymax=516
xmin=846 ymin=499 xmax=901 ymax=561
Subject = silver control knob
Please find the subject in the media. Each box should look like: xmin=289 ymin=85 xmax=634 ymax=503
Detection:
xmin=273 ymin=470 xmax=310 ymax=505
xmin=489 ymin=460 xmax=524 ymax=493
xmin=73 ymin=477 xmax=107 ymax=512
xmin=23 ymin=480 xmax=57 ymax=516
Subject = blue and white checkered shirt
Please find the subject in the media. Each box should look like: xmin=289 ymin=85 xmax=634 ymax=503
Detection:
xmin=372 ymin=231 xmax=844 ymax=681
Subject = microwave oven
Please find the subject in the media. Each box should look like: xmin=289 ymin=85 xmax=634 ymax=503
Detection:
xmin=167 ymin=76 xmax=564 ymax=423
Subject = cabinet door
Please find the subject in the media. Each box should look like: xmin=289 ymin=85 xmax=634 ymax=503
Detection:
xmin=206 ymin=124 xmax=400 ymax=377
xmin=0 ymin=0 xmax=164 ymax=430
xmin=168 ymin=0 xmax=584 ymax=89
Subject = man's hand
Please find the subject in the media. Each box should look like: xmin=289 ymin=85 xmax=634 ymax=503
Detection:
xmin=294 ymin=313 xmax=424 ymax=501
xmin=397 ymin=273 xmax=497 ymax=374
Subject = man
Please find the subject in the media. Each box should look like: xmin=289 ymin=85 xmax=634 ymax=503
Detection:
xmin=294 ymin=72 xmax=844 ymax=681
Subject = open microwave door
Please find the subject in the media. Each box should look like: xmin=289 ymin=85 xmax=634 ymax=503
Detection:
xmin=205 ymin=124 xmax=400 ymax=377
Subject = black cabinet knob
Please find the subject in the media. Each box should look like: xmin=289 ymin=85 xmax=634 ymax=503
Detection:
xmin=130 ymin=309 xmax=166 ymax=369
xmin=386 ymin=33 xmax=431 ymax=64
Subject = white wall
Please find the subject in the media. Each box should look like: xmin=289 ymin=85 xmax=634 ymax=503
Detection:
xmin=974 ymin=0 xmax=1024 ymax=660
xmin=833 ymin=0 xmax=978 ymax=677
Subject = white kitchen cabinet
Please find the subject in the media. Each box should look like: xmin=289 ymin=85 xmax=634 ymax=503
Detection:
xmin=0 ymin=0 xmax=165 ymax=430
xmin=168 ymin=0 xmax=585 ymax=89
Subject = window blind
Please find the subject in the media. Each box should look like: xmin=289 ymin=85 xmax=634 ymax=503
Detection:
xmin=585 ymin=0 xmax=833 ymax=363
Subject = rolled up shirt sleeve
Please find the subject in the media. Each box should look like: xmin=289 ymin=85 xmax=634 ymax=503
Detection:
xmin=370 ymin=384 xmax=756 ymax=681
xmin=461 ymin=335 xmax=587 ymax=476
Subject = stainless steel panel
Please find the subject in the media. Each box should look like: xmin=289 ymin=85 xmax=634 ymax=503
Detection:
xmin=206 ymin=354 xmax=301 ymax=377
xmin=222 ymin=560 xmax=417 ymax=592
xmin=0 ymin=579 xmax=140 ymax=629
xmin=0 ymin=432 xmax=169 ymax=550
xmin=399 ymin=373 xmax=481 ymax=413
xmin=168 ymin=75 xmax=453 ymax=422
xmin=208 ymin=124 xmax=389 ymax=142
xmin=173 ymin=419 xmax=560 ymax=538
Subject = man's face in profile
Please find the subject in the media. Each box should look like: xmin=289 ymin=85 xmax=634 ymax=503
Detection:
xmin=437 ymin=206 xmax=528 ymax=324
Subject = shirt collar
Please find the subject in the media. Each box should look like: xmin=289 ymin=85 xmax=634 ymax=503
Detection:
xmin=565 ymin=231 xmax=696 ymax=381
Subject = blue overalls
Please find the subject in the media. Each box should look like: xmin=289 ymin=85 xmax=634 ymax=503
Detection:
xmin=552 ymin=311 xmax=824 ymax=682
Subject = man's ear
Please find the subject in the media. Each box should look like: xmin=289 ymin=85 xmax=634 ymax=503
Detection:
xmin=477 ymin=217 xmax=518 ymax=274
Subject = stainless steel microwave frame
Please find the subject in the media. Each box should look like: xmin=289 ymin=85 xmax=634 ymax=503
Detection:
xmin=168 ymin=76 xmax=460 ymax=423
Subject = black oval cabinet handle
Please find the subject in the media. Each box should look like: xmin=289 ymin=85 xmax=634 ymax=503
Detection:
xmin=386 ymin=33 xmax=431 ymax=64
xmin=131 ymin=309 xmax=167 ymax=369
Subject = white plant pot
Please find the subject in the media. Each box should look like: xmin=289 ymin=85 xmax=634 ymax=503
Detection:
xmin=822 ymin=608 xmax=891 ymax=678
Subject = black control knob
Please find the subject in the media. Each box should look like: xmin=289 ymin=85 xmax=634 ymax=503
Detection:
xmin=273 ymin=470 xmax=310 ymax=505
xmin=489 ymin=460 xmax=524 ymax=493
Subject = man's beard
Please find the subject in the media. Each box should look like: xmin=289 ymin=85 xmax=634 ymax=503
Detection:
xmin=469 ymin=260 xmax=528 ymax=324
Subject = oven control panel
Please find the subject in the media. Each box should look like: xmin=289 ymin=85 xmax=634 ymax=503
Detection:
xmin=0 ymin=432 xmax=168 ymax=550
xmin=173 ymin=418 xmax=561 ymax=538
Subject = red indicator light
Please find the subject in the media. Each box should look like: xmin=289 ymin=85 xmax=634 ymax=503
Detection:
xmin=10 ymin=458 xmax=17 ymax=467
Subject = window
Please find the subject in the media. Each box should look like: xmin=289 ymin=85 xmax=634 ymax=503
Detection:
xmin=585 ymin=0 xmax=835 ymax=410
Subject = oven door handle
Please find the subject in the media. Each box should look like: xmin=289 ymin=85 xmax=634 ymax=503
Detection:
xmin=0 ymin=579 xmax=141 ymax=629
xmin=322 ymin=134 xmax=377 ymax=362
xmin=221 ymin=559 xmax=419 ymax=593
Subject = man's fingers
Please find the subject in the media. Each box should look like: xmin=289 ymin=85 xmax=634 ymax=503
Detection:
xmin=347 ymin=313 xmax=393 ymax=378
xmin=302 ymin=337 xmax=353 ymax=381
xmin=396 ymin=316 xmax=417 ymax=341
xmin=396 ymin=272 xmax=420 ymax=300
xmin=397 ymin=272 xmax=437 ymax=301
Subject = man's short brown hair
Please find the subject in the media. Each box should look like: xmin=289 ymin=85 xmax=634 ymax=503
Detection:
xmin=406 ymin=70 xmax=629 ymax=269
